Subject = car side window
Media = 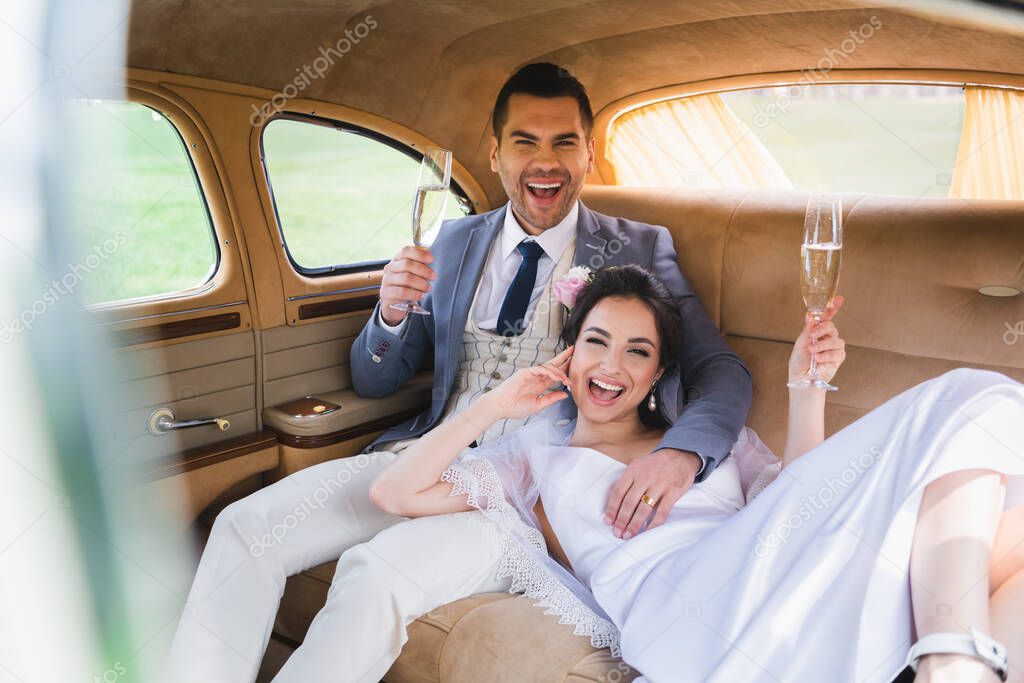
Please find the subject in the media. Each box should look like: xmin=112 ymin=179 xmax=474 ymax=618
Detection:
xmin=261 ymin=116 xmax=471 ymax=275
xmin=69 ymin=100 xmax=218 ymax=305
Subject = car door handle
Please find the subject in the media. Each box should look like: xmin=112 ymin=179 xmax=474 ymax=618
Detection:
xmin=148 ymin=407 xmax=230 ymax=435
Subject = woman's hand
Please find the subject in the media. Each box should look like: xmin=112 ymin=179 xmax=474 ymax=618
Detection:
xmin=788 ymin=295 xmax=846 ymax=385
xmin=483 ymin=346 xmax=573 ymax=420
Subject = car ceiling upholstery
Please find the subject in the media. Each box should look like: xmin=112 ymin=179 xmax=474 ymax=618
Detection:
xmin=127 ymin=0 xmax=1024 ymax=203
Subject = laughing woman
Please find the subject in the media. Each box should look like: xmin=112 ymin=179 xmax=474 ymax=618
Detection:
xmin=371 ymin=264 xmax=1024 ymax=683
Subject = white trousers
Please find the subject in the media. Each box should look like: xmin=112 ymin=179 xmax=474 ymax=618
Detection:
xmin=161 ymin=449 xmax=510 ymax=683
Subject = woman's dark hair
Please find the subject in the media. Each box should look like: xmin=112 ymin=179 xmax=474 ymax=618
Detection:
xmin=491 ymin=62 xmax=593 ymax=138
xmin=559 ymin=265 xmax=683 ymax=427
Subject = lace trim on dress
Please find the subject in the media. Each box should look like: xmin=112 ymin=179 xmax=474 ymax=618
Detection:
xmin=442 ymin=455 xmax=622 ymax=657
xmin=746 ymin=462 xmax=783 ymax=503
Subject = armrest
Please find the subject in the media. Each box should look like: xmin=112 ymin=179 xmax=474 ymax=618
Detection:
xmin=262 ymin=371 xmax=433 ymax=443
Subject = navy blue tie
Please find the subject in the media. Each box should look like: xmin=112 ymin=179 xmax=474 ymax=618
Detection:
xmin=496 ymin=240 xmax=545 ymax=336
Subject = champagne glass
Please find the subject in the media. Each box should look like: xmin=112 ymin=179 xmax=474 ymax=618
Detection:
xmin=788 ymin=195 xmax=842 ymax=391
xmin=390 ymin=147 xmax=452 ymax=316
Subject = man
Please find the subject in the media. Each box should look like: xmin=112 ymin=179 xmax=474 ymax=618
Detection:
xmin=162 ymin=63 xmax=750 ymax=683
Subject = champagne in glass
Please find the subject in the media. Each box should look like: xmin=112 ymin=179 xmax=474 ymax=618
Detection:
xmin=411 ymin=183 xmax=448 ymax=245
xmin=391 ymin=147 xmax=452 ymax=316
xmin=788 ymin=195 xmax=842 ymax=391
xmin=800 ymin=242 xmax=842 ymax=315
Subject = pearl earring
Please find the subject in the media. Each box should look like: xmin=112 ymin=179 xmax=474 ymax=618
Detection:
xmin=648 ymin=381 xmax=658 ymax=412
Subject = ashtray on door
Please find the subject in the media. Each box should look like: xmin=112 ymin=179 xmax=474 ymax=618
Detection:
xmin=276 ymin=396 xmax=342 ymax=419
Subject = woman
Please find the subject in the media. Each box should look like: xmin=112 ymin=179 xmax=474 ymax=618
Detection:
xmin=371 ymin=265 xmax=1024 ymax=683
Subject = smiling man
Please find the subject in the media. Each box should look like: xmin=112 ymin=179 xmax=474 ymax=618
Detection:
xmin=491 ymin=87 xmax=588 ymax=233
xmin=162 ymin=63 xmax=752 ymax=683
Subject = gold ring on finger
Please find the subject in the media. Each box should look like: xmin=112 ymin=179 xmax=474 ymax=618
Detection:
xmin=640 ymin=493 xmax=659 ymax=507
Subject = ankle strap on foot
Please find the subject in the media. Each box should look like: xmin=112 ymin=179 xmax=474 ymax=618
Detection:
xmin=905 ymin=627 xmax=1008 ymax=681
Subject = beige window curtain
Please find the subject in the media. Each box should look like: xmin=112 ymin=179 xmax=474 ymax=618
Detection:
xmin=950 ymin=86 xmax=1024 ymax=200
xmin=606 ymin=93 xmax=792 ymax=190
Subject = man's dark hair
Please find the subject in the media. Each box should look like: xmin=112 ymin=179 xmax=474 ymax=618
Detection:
xmin=559 ymin=265 xmax=683 ymax=428
xmin=491 ymin=62 xmax=594 ymax=139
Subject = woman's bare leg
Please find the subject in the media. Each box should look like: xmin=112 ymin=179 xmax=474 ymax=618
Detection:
xmin=991 ymin=569 xmax=1024 ymax=683
xmin=990 ymin=507 xmax=1024 ymax=683
xmin=990 ymin=507 xmax=1024 ymax=594
xmin=910 ymin=469 xmax=1006 ymax=683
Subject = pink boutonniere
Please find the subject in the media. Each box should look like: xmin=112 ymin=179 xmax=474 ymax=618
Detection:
xmin=553 ymin=266 xmax=595 ymax=310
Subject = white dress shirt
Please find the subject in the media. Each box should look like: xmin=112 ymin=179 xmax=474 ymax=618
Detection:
xmin=378 ymin=201 xmax=579 ymax=333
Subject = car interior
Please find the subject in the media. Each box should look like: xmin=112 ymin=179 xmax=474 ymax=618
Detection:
xmin=36 ymin=1 xmax=1024 ymax=680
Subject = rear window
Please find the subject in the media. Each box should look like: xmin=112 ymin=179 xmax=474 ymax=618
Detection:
xmin=722 ymin=84 xmax=965 ymax=198
xmin=608 ymin=84 xmax=971 ymax=199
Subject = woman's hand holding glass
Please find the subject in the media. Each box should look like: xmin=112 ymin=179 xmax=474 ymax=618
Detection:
xmin=481 ymin=346 xmax=574 ymax=420
xmin=788 ymin=295 xmax=846 ymax=387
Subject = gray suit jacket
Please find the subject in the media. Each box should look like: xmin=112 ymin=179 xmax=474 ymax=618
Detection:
xmin=350 ymin=202 xmax=752 ymax=479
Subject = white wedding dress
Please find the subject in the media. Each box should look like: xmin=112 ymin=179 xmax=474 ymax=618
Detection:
xmin=442 ymin=368 xmax=1024 ymax=683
